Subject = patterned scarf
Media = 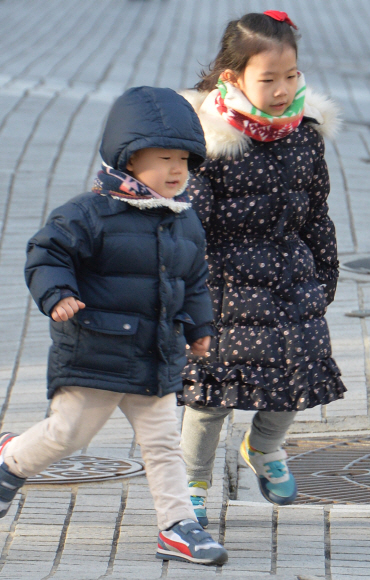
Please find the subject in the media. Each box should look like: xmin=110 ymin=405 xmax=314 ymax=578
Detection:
xmin=92 ymin=162 xmax=190 ymax=204
xmin=215 ymin=72 xmax=306 ymax=142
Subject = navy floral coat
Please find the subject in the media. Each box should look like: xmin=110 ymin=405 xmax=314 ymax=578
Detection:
xmin=178 ymin=87 xmax=346 ymax=411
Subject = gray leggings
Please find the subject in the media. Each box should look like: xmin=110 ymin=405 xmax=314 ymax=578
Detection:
xmin=181 ymin=406 xmax=296 ymax=487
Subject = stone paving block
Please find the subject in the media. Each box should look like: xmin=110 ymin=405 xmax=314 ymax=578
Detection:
xmin=224 ymin=502 xmax=273 ymax=573
xmin=329 ymin=509 xmax=370 ymax=578
xmin=332 ymin=576 xmax=370 ymax=580
xmin=221 ymin=573 xmax=298 ymax=579
xmin=222 ymin=557 xmax=272 ymax=571
xmin=331 ymin=564 xmax=370 ymax=573
xmin=166 ymin=569 xmax=217 ymax=579
xmin=109 ymin=563 xmax=163 ymax=580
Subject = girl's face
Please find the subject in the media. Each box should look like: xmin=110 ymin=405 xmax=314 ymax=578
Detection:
xmin=234 ymin=45 xmax=298 ymax=117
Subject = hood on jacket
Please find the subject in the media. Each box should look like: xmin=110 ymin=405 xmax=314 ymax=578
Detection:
xmin=180 ymin=86 xmax=342 ymax=159
xmin=100 ymin=86 xmax=206 ymax=171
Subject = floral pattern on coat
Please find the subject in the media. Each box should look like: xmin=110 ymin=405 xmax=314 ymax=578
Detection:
xmin=178 ymin=112 xmax=346 ymax=412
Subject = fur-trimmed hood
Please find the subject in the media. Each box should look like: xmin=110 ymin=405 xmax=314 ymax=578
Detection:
xmin=180 ymin=87 xmax=342 ymax=159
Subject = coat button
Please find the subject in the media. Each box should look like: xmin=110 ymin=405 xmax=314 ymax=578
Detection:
xmin=123 ymin=323 xmax=131 ymax=330
xmin=162 ymin=307 xmax=166 ymax=314
xmin=159 ymin=226 xmax=163 ymax=231
xmin=84 ymin=320 xmax=90 ymax=325
xmin=161 ymin=265 xmax=166 ymax=272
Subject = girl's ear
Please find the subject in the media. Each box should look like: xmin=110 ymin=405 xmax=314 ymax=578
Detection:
xmin=223 ymin=69 xmax=239 ymax=86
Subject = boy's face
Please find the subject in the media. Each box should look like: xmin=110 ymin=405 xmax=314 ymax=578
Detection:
xmin=126 ymin=148 xmax=189 ymax=198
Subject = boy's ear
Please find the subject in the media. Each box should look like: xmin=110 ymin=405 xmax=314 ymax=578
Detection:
xmin=126 ymin=151 xmax=140 ymax=171
xmin=126 ymin=154 xmax=135 ymax=171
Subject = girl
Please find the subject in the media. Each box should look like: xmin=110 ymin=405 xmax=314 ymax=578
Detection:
xmin=179 ymin=11 xmax=346 ymax=528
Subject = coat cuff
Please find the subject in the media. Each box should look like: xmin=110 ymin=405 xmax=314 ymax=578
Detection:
xmin=42 ymin=288 xmax=80 ymax=317
xmin=185 ymin=323 xmax=214 ymax=345
xmin=316 ymin=267 xmax=339 ymax=305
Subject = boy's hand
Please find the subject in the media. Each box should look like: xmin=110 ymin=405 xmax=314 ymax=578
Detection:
xmin=51 ymin=297 xmax=86 ymax=322
xmin=190 ymin=335 xmax=211 ymax=357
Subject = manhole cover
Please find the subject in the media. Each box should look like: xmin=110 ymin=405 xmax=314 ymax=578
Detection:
xmin=26 ymin=455 xmax=145 ymax=484
xmin=287 ymin=437 xmax=370 ymax=504
xmin=345 ymin=309 xmax=370 ymax=318
xmin=341 ymin=258 xmax=370 ymax=275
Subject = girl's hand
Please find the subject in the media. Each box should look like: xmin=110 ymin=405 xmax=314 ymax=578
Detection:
xmin=190 ymin=335 xmax=211 ymax=357
xmin=51 ymin=297 xmax=86 ymax=322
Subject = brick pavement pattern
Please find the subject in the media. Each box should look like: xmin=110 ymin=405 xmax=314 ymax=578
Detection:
xmin=0 ymin=0 xmax=369 ymax=578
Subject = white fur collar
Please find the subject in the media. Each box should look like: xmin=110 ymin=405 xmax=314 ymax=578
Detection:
xmin=180 ymin=86 xmax=342 ymax=159
xmin=106 ymin=174 xmax=191 ymax=213
xmin=111 ymin=195 xmax=191 ymax=213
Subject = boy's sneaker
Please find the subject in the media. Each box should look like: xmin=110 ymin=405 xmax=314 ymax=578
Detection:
xmin=240 ymin=435 xmax=297 ymax=505
xmin=156 ymin=518 xmax=228 ymax=566
xmin=0 ymin=432 xmax=26 ymax=518
xmin=189 ymin=481 xmax=208 ymax=528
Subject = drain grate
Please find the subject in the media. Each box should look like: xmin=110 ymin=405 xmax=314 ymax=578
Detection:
xmin=25 ymin=455 xmax=145 ymax=484
xmin=287 ymin=437 xmax=370 ymax=504
xmin=341 ymin=257 xmax=370 ymax=275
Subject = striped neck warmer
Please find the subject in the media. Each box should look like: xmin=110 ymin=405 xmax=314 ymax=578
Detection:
xmin=215 ymin=71 xmax=306 ymax=142
xmin=92 ymin=163 xmax=190 ymax=207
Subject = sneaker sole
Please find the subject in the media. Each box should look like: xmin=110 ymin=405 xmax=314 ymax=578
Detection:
xmin=156 ymin=548 xmax=228 ymax=566
xmin=0 ymin=505 xmax=12 ymax=519
xmin=240 ymin=441 xmax=297 ymax=506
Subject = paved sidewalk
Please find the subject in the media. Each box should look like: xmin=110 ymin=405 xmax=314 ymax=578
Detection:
xmin=0 ymin=0 xmax=369 ymax=579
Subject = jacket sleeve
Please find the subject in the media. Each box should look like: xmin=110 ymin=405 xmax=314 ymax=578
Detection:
xmin=25 ymin=202 xmax=95 ymax=316
xmin=299 ymin=133 xmax=339 ymax=304
xmin=182 ymin=220 xmax=214 ymax=344
xmin=188 ymin=162 xmax=215 ymax=233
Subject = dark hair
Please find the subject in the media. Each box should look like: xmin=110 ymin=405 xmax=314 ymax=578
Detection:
xmin=196 ymin=13 xmax=299 ymax=92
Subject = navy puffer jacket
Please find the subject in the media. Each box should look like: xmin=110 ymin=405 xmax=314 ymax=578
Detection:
xmin=25 ymin=87 xmax=213 ymax=399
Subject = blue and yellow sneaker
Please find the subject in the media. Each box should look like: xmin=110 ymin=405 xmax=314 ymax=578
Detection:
xmin=189 ymin=481 xmax=208 ymax=528
xmin=240 ymin=435 xmax=297 ymax=505
xmin=156 ymin=519 xmax=228 ymax=565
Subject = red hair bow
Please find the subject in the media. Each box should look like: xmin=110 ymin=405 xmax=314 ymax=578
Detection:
xmin=264 ymin=10 xmax=298 ymax=30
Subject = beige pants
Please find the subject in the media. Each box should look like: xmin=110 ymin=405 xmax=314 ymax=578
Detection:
xmin=3 ymin=386 xmax=196 ymax=530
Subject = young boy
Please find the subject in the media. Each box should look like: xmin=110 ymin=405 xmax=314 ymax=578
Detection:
xmin=0 ymin=87 xmax=228 ymax=566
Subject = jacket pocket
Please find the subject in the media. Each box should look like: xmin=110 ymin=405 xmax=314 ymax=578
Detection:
xmin=71 ymin=309 xmax=139 ymax=376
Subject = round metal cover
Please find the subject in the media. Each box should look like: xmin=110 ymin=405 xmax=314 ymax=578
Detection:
xmin=26 ymin=455 xmax=145 ymax=484
xmin=345 ymin=309 xmax=370 ymax=318
xmin=341 ymin=258 xmax=370 ymax=275
xmin=287 ymin=437 xmax=370 ymax=504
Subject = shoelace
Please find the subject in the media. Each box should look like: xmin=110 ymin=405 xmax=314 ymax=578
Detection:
xmin=264 ymin=460 xmax=287 ymax=479
xmin=190 ymin=495 xmax=206 ymax=508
